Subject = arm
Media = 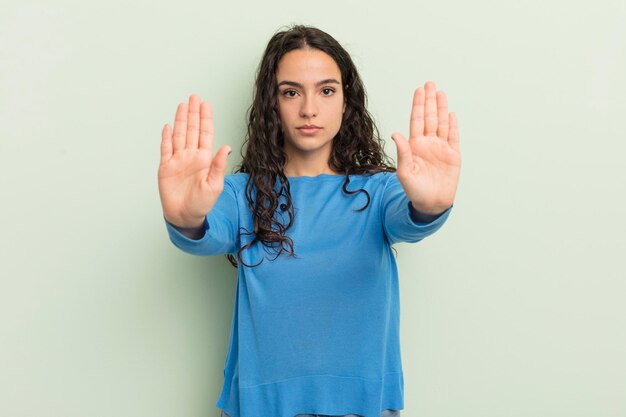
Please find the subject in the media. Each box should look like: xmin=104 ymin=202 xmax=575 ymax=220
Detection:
xmin=381 ymin=172 xmax=453 ymax=245
xmin=165 ymin=218 xmax=206 ymax=240
xmin=158 ymin=94 xmax=236 ymax=255
xmin=409 ymin=201 xmax=451 ymax=223
xmin=164 ymin=176 xmax=240 ymax=256
xmin=389 ymin=81 xmax=461 ymax=228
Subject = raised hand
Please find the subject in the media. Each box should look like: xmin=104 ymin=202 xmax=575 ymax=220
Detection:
xmin=158 ymin=94 xmax=232 ymax=228
xmin=390 ymin=81 xmax=461 ymax=215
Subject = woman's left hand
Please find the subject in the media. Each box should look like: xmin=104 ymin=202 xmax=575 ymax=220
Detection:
xmin=391 ymin=81 xmax=462 ymax=215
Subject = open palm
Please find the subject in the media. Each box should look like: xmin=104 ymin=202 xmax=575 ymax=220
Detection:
xmin=158 ymin=94 xmax=232 ymax=228
xmin=391 ymin=81 xmax=461 ymax=215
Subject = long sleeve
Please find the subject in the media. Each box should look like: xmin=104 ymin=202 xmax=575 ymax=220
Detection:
xmin=381 ymin=172 xmax=453 ymax=245
xmin=164 ymin=176 xmax=240 ymax=256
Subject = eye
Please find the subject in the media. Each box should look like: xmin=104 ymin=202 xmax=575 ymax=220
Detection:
xmin=282 ymin=90 xmax=297 ymax=98
xmin=322 ymin=88 xmax=335 ymax=96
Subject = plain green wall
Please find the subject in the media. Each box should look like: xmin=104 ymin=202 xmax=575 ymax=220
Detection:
xmin=1 ymin=0 xmax=625 ymax=416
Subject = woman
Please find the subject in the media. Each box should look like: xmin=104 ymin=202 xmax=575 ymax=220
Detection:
xmin=158 ymin=24 xmax=461 ymax=417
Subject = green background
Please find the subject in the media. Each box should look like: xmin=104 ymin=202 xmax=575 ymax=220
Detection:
xmin=1 ymin=0 xmax=625 ymax=416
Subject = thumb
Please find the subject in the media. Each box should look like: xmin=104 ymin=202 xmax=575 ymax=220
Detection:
xmin=206 ymin=145 xmax=231 ymax=186
xmin=391 ymin=133 xmax=412 ymax=169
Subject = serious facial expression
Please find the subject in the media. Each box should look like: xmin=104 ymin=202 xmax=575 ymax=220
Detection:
xmin=275 ymin=48 xmax=346 ymax=161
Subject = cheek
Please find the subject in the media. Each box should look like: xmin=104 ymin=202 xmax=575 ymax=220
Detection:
xmin=277 ymin=107 xmax=289 ymax=126
xmin=333 ymin=103 xmax=345 ymax=123
xmin=278 ymin=104 xmax=295 ymax=122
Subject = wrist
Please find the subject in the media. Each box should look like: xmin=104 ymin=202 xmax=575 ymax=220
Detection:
xmin=164 ymin=215 xmax=205 ymax=230
xmin=410 ymin=201 xmax=449 ymax=216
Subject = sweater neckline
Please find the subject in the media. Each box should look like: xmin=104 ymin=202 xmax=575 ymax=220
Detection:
xmin=286 ymin=173 xmax=347 ymax=180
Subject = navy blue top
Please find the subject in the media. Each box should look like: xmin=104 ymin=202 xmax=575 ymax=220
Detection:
xmin=165 ymin=172 xmax=453 ymax=417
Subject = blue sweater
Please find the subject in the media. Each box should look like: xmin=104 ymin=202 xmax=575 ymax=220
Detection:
xmin=164 ymin=172 xmax=453 ymax=417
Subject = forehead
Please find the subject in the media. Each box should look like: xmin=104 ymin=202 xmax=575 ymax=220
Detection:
xmin=276 ymin=48 xmax=341 ymax=83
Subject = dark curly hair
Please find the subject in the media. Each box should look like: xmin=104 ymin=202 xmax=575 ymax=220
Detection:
xmin=225 ymin=24 xmax=397 ymax=268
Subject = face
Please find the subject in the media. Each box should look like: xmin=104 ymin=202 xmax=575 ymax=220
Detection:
xmin=275 ymin=48 xmax=346 ymax=165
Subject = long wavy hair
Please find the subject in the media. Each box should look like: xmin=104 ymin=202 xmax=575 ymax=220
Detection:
xmin=225 ymin=24 xmax=397 ymax=268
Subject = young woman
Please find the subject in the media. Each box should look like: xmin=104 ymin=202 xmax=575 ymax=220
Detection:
xmin=158 ymin=24 xmax=461 ymax=417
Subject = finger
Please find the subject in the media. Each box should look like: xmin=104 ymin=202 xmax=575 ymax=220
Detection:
xmin=390 ymin=132 xmax=413 ymax=176
xmin=172 ymin=102 xmax=188 ymax=153
xmin=160 ymin=124 xmax=173 ymax=164
xmin=448 ymin=112 xmax=460 ymax=152
xmin=199 ymin=100 xmax=214 ymax=155
xmin=437 ymin=90 xmax=449 ymax=140
xmin=424 ymin=81 xmax=438 ymax=137
xmin=206 ymin=145 xmax=232 ymax=187
xmin=409 ymin=87 xmax=425 ymax=140
xmin=186 ymin=94 xmax=201 ymax=149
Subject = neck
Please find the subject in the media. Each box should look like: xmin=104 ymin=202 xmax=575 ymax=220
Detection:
xmin=283 ymin=154 xmax=339 ymax=178
xmin=284 ymin=168 xmax=340 ymax=177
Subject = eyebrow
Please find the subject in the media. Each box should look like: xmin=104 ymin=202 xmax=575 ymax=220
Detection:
xmin=277 ymin=78 xmax=341 ymax=88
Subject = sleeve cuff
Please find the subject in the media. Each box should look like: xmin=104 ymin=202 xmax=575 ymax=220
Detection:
xmin=164 ymin=216 xmax=208 ymax=240
xmin=408 ymin=202 xmax=453 ymax=224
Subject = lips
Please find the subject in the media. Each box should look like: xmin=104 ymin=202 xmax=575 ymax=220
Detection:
xmin=297 ymin=125 xmax=321 ymax=135
xmin=298 ymin=127 xmax=321 ymax=135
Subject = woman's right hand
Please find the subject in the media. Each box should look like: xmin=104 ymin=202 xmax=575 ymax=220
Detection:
xmin=158 ymin=94 xmax=232 ymax=228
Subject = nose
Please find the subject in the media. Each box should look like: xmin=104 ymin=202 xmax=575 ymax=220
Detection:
xmin=299 ymin=94 xmax=318 ymax=118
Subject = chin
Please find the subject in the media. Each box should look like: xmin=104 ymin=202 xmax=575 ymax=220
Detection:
xmin=299 ymin=139 xmax=332 ymax=149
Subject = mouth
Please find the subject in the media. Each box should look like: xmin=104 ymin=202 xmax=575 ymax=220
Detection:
xmin=297 ymin=126 xmax=322 ymax=135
